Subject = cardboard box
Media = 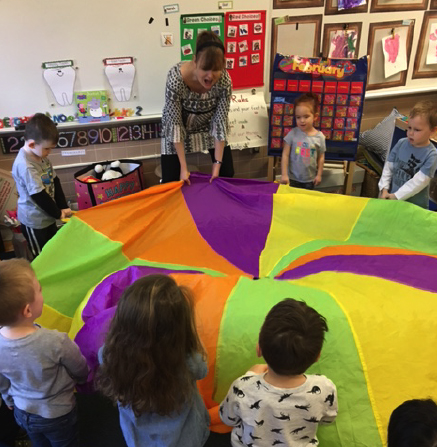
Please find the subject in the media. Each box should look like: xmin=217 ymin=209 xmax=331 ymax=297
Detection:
xmin=0 ymin=168 xmax=18 ymax=242
xmin=275 ymin=164 xmax=365 ymax=196
xmin=316 ymin=164 xmax=365 ymax=196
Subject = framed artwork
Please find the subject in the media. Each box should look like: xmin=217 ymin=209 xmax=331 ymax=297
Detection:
xmin=322 ymin=23 xmax=362 ymax=58
xmin=325 ymin=0 xmax=368 ymax=15
xmin=431 ymin=0 xmax=437 ymax=8
xmin=367 ymin=21 xmax=415 ymax=91
xmin=270 ymin=14 xmax=322 ymax=75
xmin=273 ymin=0 xmax=324 ymax=8
xmin=413 ymin=11 xmax=437 ymax=79
xmin=370 ymin=0 xmax=428 ymax=12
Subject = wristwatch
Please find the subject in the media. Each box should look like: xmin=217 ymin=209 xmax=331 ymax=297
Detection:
xmin=214 ymin=160 xmax=222 ymax=164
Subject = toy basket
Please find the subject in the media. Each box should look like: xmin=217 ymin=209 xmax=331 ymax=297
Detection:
xmin=357 ymin=162 xmax=380 ymax=198
xmin=74 ymin=159 xmax=144 ymax=210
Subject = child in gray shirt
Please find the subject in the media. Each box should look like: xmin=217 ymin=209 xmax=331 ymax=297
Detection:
xmin=0 ymin=259 xmax=88 ymax=447
xmin=281 ymin=93 xmax=326 ymax=190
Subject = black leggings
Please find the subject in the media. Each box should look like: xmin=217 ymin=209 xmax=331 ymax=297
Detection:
xmin=161 ymin=146 xmax=235 ymax=183
xmin=21 ymin=222 xmax=58 ymax=259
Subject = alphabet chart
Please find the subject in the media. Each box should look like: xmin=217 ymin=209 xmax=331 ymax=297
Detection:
xmin=269 ymin=54 xmax=368 ymax=160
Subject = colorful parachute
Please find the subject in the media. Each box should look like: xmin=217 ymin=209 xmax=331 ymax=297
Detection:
xmin=34 ymin=173 xmax=437 ymax=447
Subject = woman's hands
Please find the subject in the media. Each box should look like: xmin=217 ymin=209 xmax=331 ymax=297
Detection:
xmin=210 ymin=162 xmax=221 ymax=183
xmin=180 ymin=167 xmax=191 ymax=185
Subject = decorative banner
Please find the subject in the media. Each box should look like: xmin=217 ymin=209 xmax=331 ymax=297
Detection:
xmin=328 ymin=30 xmax=358 ymax=59
xmin=103 ymin=57 xmax=136 ymax=102
xmin=0 ymin=119 xmax=161 ymax=154
xmin=42 ymin=60 xmax=76 ymax=106
xmin=426 ymin=23 xmax=437 ymax=66
xmin=224 ymin=10 xmax=266 ymax=89
xmin=180 ymin=13 xmax=225 ymax=61
xmin=338 ymin=0 xmax=366 ymax=10
xmin=382 ymin=29 xmax=408 ymax=78
xmin=228 ymin=92 xmax=268 ymax=149
xmin=268 ymin=54 xmax=368 ymax=160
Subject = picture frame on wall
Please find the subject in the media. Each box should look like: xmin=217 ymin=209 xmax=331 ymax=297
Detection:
xmin=273 ymin=0 xmax=324 ymax=9
xmin=370 ymin=0 xmax=428 ymax=13
xmin=325 ymin=0 xmax=368 ymax=16
xmin=270 ymin=14 xmax=323 ymax=76
xmin=412 ymin=11 xmax=437 ymax=79
xmin=367 ymin=21 xmax=415 ymax=91
xmin=322 ymin=23 xmax=362 ymax=58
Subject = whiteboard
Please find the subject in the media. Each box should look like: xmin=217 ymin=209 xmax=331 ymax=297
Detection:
xmin=0 ymin=0 xmax=267 ymax=118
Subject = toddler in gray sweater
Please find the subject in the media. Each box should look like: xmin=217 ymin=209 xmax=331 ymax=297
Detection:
xmin=0 ymin=259 xmax=88 ymax=447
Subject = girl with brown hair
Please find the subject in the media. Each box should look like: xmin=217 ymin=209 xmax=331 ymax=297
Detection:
xmin=97 ymin=275 xmax=209 ymax=447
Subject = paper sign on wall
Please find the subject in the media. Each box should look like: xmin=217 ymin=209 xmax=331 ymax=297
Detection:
xmin=382 ymin=30 xmax=408 ymax=78
xmin=228 ymin=92 xmax=268 ymax=149
xmin=180 ymin=13 xmax=224 ymax=60
xmin=42 ymin=60 xmax=76 ymax=106
xmin=104 ymin=57 xmax=136 ymax=102
xmin=224 ymin=10 xmax=266 ymax=90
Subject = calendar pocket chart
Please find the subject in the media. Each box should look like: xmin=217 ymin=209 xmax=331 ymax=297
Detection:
xmin=268 ymin=54 xmax=368 ymax=160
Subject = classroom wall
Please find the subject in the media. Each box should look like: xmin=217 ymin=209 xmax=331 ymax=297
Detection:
xmin=1 ymin=0 xmax=437 ymax=204
xmin=1 ymin=91 xmax=435 ymax=204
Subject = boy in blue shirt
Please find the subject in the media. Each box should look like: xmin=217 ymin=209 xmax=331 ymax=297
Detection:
xmin=12 ymin=113 xmax=72 ymax=258
xmin=379 ymin=101 xmax=437 ymax=209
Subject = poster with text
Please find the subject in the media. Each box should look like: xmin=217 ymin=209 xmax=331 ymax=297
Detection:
xmin=228 ymin=92 xmax=268 ymax=149
xmin=268 ymin=54 xmax=368 ymax=160
xmin=225 ymin=10 xmax=266 ymax=89
xmin=180 ymin=13 xmax=224 ymax=61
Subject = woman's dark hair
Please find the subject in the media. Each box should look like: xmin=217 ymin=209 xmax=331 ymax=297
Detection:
xmin=195 ymin=30 xmax=225 ymax=71
xmin=96 ymin=275 xmax=205 ymax=416
xmin=259 ymin=298 xmax=328 ymax=375
xmin=295 ymin=93 xmax=320 ymax=116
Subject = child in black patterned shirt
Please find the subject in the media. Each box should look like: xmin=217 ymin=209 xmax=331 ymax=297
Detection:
xmin=220 ymin=298 xmax=337 ymax=447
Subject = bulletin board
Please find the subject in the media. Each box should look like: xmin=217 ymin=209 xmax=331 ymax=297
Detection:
xmin=367 ymin=21 xmax=415 ymax=91
xmin=268 ymin=54 xmax=368 ymax=160
xmin=270 ymin=15 xmax=323 ymax=73
xmin=224 ymin=10 xmax=267 ymax=89
xmin=180 ymin=13 xmax=225 ymax=61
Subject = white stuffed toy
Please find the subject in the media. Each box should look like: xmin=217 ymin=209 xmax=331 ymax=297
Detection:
xmin=94 ymin=161 xmax=123 ymax=181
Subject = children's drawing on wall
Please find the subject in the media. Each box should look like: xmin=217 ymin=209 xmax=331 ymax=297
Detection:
xmin=382 ymin=28 xmax=408 ymax=78
xmin=104 ymin=57 xmax=136 ymax=102
xmin=42 ymin=60 xmax=76 ymax=106
xmin=328 ymin=30 xmax=357 ymax=59
xmin=184 ymin=28 xmax=194 ymax=40
xmin=337 ymin=0 xmax=366 ymax=11
xmin=228 ymin=26 xmax=237 ymax=37
xmin=426 ymin=23 xmax=437 ymax=65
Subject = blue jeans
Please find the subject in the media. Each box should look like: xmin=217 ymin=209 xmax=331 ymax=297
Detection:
xmin=14 ymin=406 xmax=78 ymax=447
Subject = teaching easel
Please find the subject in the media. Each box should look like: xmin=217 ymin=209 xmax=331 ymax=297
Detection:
xmin=267 ymin=156 xmax=357 ymax=195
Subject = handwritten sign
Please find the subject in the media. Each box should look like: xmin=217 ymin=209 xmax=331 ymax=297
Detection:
xmin=228 ymin=93 xmax=268 ymax=150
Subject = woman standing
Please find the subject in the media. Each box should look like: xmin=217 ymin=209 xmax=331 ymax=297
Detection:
xmin=161 ymin=31 xmax=234 ymax=184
